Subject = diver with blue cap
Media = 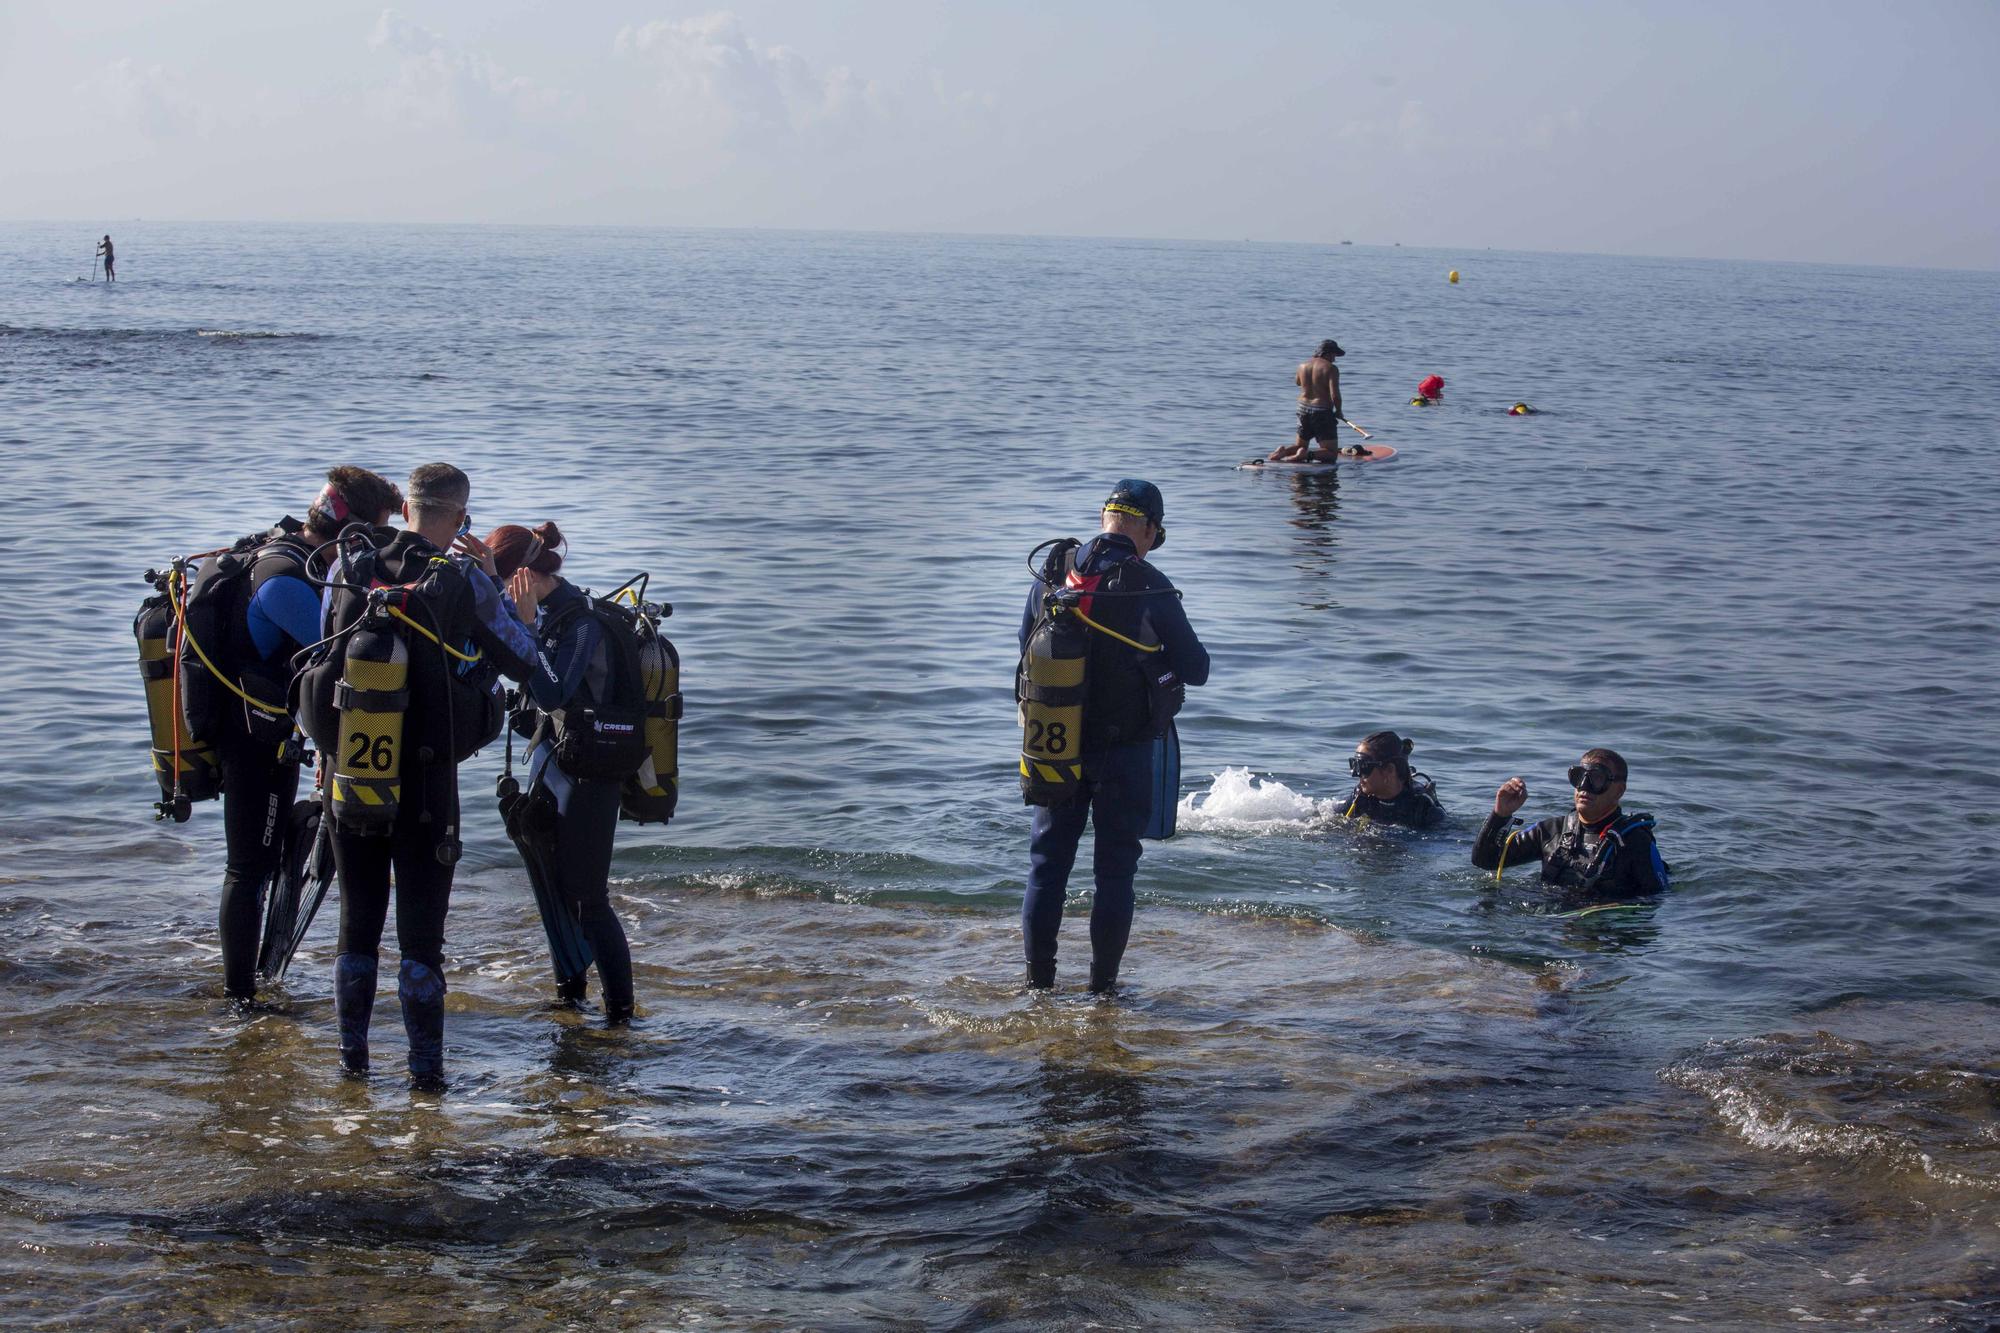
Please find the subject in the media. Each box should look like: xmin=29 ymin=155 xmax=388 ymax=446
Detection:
xmin=1016 ymin=480 xmax=1209 ymax=994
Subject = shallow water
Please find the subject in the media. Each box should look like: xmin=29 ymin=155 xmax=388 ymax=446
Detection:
xmin=1 ymin=222 xmax=1997 ymax=1327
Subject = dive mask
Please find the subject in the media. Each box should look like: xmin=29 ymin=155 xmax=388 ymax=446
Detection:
xmin=1567 ymin=764 xmax=1622 ymax=795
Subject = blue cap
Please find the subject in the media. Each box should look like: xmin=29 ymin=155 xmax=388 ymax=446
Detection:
xmin=1103 ymin=479 xmax=1164 ymax=526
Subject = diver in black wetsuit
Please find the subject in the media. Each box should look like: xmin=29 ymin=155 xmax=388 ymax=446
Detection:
xmin=488 ymin=522 xmax=637 ymax=1025
xmin=1338 ymin=729 xmax=1446 ymax=830
xmin=212 ymin=467 xmax=401 ymax=1006
xmin=307 ymin=464 xmax=566 ymax=1090
xmin=1020 ymin=480 xmax=1210 ymax=994
xmin=1472 ymin=747 xmax=1670 ymax=899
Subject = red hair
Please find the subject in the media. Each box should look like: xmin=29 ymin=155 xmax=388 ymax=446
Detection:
xmin=485 ymin=522 xmax=565 ymax=579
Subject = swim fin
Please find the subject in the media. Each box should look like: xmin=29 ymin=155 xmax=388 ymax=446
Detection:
xmin=498 ymin=783 xmax=594 ymax=989
xmin=1142 ymin=720 xmax=1180 ymax=841
xmin=258 ymin=798 xmax=334 ymax=982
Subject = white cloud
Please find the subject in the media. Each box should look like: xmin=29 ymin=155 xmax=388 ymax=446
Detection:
xmin=366 ymin=9 xmax=576 ymax=137
xmin=614 ymin=12 xmax=890 ymax=140
xmin=78 ymin=58 xmax=211 ymax=138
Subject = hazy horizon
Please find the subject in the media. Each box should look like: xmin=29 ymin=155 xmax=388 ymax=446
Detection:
xmin=5 ymin=1 xmax=1996 ymax=272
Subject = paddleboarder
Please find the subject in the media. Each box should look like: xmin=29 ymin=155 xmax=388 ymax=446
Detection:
xmin=1269 ymin=340 xmax=1363 ymax=462
xmin=96 ymin=234 xmax=116 ymax=282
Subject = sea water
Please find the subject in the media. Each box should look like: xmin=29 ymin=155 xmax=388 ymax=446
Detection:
xmin=0 ymin=222 xmax=1996 ymax=1327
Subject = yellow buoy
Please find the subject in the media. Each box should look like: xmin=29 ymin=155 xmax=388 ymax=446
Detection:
xmin=1448 ymin=269 xmax=1460 ymax=284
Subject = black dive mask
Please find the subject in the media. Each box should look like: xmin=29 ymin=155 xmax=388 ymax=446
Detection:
xmin=1567 ymin=764 xmax=1622 ymax=795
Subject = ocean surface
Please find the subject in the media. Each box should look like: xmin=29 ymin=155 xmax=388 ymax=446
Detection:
xmin=1 ymin=221 xmax=1996 ymax=1329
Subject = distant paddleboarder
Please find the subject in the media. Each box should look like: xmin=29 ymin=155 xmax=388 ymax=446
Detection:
xmin=96 ymin=235 xmax=116 ymax=282
xmin=1269 ymin=340 xmax=1363 ymax=463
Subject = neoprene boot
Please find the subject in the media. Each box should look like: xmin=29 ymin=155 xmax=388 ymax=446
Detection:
xmin=398 ymin=959 xmax=448 ymax=1091
xmin=333 ymin=953 xmax=377 ymax=1075
xmin=1088 ymin=965 xmax=1119 ymax=995
xmin=555 ymin=973 xmax=588 ymax=1006
xmin=1025 ymin=959 xmax=1056 ymax=990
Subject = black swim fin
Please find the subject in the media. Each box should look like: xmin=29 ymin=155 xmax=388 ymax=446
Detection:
xmin=258 ymin=798 xmax=334 ymax=982
xmin=498 ymin=783 xmax=594 ymax=988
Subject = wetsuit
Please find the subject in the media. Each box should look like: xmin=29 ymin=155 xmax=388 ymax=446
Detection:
xmin=1018 ymin=534 xmax=1208 ymax=990
xmin=516 ymin=579 xmax=636 ymax=1019
xmin=210 ymin=528 xmax=321 ymax=1001
xmin=1471 ymin=807 xmax=1670 ymax=900
xmin=315 ymin=530 xmax=562 ymax=1082
xmin=1340 ymin=775 xmax=1446 ymax=830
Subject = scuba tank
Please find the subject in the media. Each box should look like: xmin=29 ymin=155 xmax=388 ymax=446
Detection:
xmin=134 ymin=571 xmax=220 ymax=821
xmin=622 ymin=602 xmax=682 ymax=824
xmin=1017 ymin=540 xmax=1088 ymax=806
xmin=327 ymin=601 xmax=409 ymax=832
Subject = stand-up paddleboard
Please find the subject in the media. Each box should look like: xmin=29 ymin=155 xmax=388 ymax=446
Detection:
xmin=1142 ymin=720 xmax=1180 ymax=840
xmin=1237 ymin=445 xmax=1396 ymax=470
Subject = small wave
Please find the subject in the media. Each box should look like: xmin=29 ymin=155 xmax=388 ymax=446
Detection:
xmin=194 ymin=329 xmax=320 ymax=341
xmin=1663 ymin=1020 xmax=2000 ymax=1193
xmin=1177 ymin=766 xmax=1340 ymax=833
xmin=0 ymin=324 xmax=321 ymax=343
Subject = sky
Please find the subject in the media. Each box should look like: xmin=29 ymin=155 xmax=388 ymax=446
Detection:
xmin=3 ymin=0 xmax=1995 ymax=270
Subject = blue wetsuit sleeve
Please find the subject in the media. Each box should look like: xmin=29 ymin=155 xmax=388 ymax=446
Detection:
xmin=247 ymin=574 xmax=324 ymax=658
xmin=1147 ymin=580 xmax=1209 ymax=687
xmin=539 ymin=613 xmax=602 ymax=711
xmin=1627 ymin=829 xmax=1671 ymax=894
xmin=1020 ymin=582 xmax=1045 ymax=652
xmin=460 ymin=565 xmax=565 ymax=707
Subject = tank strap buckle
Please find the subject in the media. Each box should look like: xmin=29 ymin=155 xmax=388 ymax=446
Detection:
xmin=333 ymin=681 xmax=411 ymax=713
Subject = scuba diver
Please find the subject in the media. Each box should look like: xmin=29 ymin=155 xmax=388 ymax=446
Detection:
xmin=1411 ymin=374 xmax=1444 ymax=406
xmin=487 ymin=522 xmax=637 ymax=1025
xmin=138 ymin=466 xmax=401 ymax=1007
xmin=302 ymin=464 xmax=566 ymax=1090
xmin=1508 ymin=402 xmax=1536 ymax=416
xmin=1017 ymin=480 xmax=1208 ymax=994
xmin=1339 ymin=729 xmax=1446 ymax=830
xmin=1472 ymin=747 xmax=1670 ymax=899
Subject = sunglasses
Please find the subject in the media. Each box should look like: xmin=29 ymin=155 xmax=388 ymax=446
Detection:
xmin=1348 ymin=754 xmax=1395 ymax=778
xmin=1567 ymin=764 xmax=1624 ymax=795
xmin=455 ymin=512 xmax=473 ymax=539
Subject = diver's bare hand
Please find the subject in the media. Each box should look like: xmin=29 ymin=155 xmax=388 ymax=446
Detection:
xmin=454 ymin=531 xmax=498 ymax=578
xmin=1493 ymin=777 xmax=1528 ymax=817
xmin=508 ymin=568 xmax=540 ymax=624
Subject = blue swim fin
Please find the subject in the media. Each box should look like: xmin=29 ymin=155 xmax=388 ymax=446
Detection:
xmin=1143 ymin=720 xmax=1180 ymax=841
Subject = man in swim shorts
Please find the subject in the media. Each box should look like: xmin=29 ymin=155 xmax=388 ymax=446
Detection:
xmin=1269 ymin=340 xmax=1357 ymax=462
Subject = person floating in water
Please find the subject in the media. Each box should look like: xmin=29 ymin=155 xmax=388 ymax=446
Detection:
xmin=1269 ymin=341 xmax=1364 ymax=462
xmin=96 ymin=234 xmax=115 ymax=282
xmin=1339 ymin=730 xmax=1446 ymax=829
xmin=1410 ymin=374 xmax=1443 ymax=406
xmin=1472 ymin=747 xmax=1670 ymax=899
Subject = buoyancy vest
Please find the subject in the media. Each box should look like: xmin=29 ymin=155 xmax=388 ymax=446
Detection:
xmin=1343 ymin=773 xmax=1446 ymax=829
xmin=176 ymin=518 xmax=315 ymax=745
xmin=1536 ymin=811 xmax=1668 ymax=894
xmin=298 ymin=530 xmax=502 ymax=770
xmin=1069 ymin=551 xmax=1169 ymax=753
xmin=530 ymin=587 xmax=649 ymax=783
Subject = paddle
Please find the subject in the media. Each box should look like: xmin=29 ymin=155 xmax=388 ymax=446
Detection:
xmin=1342 ymin=417 xmax=1372 ymax=440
